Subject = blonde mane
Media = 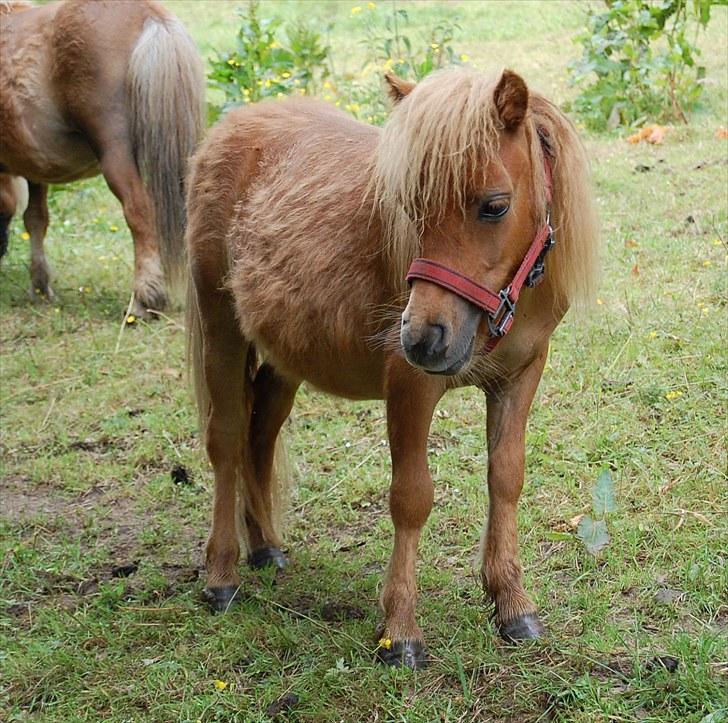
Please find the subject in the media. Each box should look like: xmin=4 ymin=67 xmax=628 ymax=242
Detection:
xmin=373 ymin=67 xmax=599 ymax=310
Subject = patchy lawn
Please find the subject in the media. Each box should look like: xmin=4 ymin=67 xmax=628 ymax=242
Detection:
xmin=1 ymin=2 xmax=726 ymax=721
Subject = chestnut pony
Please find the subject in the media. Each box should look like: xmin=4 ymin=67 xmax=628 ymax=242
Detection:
xmin=0 ymin=0 xmax=204 ymax=316
xmin=186 ymin=68 xmax=598 ymax=669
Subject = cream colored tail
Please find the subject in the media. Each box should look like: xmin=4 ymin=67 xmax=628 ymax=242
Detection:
xmin=128 ymin=17 xmax=204 ymax=291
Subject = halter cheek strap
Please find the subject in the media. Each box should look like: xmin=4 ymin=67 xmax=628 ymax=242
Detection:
xmin=405 ymin=136 xmax=555 ymax=353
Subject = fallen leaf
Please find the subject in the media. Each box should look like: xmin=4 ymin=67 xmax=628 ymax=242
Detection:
xmin=631 ymin=263 xmax=640 ymax=276
xmin=569 ymin=513 xmax=585 ymax=529
xmin=647 ymin=125 xmax=666 ymax=144
xmin=624 ymin=238 xmax=639 ymax=248
xmin=716 ymin=127 xmax=728 ymax=139
xmin=626 ymin=124 xmax=667 ymax=145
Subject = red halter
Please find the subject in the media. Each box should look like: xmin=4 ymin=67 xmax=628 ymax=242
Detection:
xmin=406 ymin=135 xmax=555 ymax=353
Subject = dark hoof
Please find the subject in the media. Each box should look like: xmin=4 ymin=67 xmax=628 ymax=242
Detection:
xmin=248 ymin=546 xmax=287 ymax=571
xmin=499 ymin=612 xmax=545 ymax=643
xmin=202 ymin=585 xmax=242 ymax=613
xmin=376 ymin=640 xmax=429 ymax=670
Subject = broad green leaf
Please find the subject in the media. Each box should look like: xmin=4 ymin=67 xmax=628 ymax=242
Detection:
xmin=577 ymin=516 xmax=610 ymax=554
xmin=699 ymin=711 xmax=727 ymax=723
xmin=592 ymin=468 xmax=618 ymax=515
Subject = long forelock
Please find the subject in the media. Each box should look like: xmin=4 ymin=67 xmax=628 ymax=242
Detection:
xmin=373 ymin=68 xmax=505 ymax=287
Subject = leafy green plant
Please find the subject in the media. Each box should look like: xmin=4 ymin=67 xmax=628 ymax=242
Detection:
xmin=360 ymin=4 xmax=462 ymax=81
xmin=207 ymin=0 xmax=330 ymax=121
xmin=337 ymin=2 xmax=464 ymax=125
xmin=577 ymin=468 xmax=618 ymax=554
xmin=569 ymin=0 xmax=714 ymax=131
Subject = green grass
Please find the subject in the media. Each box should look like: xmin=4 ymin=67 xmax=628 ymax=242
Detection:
xmin=1 ymin=2 xmax=727 ymax=721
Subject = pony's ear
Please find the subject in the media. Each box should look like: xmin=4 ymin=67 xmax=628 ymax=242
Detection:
xmin=493 ymin=69 xmax=529 ymax=131
xmin=384 ymin=73 xmax=416 ymax=104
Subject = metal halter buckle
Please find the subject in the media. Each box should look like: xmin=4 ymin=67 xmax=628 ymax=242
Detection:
xmin=487 ymin=287 xmax=516 ymax=338
xmin=526 ymin=220 xmax=555 ymax=288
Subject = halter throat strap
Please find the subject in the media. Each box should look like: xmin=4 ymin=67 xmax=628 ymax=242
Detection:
xmin=405 ymin=135 xmax=555 ymax=352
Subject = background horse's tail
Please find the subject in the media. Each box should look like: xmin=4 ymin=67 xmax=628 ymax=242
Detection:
xmin=127 ymin=15 xmax=204 ymax=291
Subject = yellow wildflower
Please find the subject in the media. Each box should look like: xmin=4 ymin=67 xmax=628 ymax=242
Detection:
xmin=351 ymin=5 xmax=362 ymax=13
xmin=323 ymin=80 xmax=333 ymax=90
xmin=648 ymin=331 xmax=657 ymax=339
xmin=596 ymin=298 xmax=604 ymax=305
xmin=665 ymin=390 xmax=683 ymax=401
xmin=281 ymin=71 xmax=291 ymax=79
xmin=460 ymin=54 xmax=469 ymax=62
xmin=213 ymin=679 xmax=228 ymax=691
xmin=109 ymin=224 xmax=119 ymax=232
xmin=431 ymin=43 xmax=440 ymax=50
xmin=378 ymin=637 xmax=392 ymax=650
xmin=368 ymin=1 xmax=377 ymax=8
xmin=702 ymin=259 xmax=712 ymax=267
xmin=21 ymin=231 xmax=30 ymax=240
xmin=126 ymin=314 xmax=137 ymax=325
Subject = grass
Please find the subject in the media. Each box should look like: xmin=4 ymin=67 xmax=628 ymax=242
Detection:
xmin=1 ymin=2 xmax=727 ymax=721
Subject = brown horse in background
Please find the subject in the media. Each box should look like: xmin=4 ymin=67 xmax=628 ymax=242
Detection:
xmin=186 ymin=67 xmax=599 ymax=669
xmin=0 ymin=0 xmax=204 ymax=316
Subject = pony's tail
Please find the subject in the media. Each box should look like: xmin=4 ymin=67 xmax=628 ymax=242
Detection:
xmin=128 ymin=15 xmax=204 ymax=292
xmin=185 ymin=275 xmax=289 ymax=554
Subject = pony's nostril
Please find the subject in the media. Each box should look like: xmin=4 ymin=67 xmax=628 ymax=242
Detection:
xmin=425 ymin=323 xmax=447 ymax=356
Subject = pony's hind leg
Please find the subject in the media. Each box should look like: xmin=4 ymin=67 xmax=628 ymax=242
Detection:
xmin=481 ymin=350 xmax=548 ymax=641
xmin=378 ymin=358 xmax=445 ymax=670
xmin=246 ymin=363 xmax=298 ymax=571
xmin=24 ymin=182 xmax=53 ymax=302
xmin=198 ymin=290 xmax=252 ymax=611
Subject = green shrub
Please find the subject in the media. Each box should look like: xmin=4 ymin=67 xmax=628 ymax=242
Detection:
xmin=207 ymin=0 xmax=330 ymax=122
xmin=328 ymin=4 xmax=463 ymax=125
xmin=207 ymin=1 xmax=464 ymax=127
xmin=569 ymin=0 xmax=714 ymax=131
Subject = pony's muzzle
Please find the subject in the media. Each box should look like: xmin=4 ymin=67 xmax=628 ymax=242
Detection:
xmin=400 ymin=294 xmax=480 ymax=375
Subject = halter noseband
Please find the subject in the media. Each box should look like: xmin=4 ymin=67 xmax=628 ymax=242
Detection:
xmin=405 ymin=134 xmax=555 ymax=353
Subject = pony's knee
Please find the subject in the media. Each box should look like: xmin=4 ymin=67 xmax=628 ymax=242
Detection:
xmin=389 ymin=471 xmax=434 ymax=529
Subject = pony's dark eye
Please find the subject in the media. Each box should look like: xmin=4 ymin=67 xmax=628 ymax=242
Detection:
xmin=478 ymin=196 xmax=510 ymax=222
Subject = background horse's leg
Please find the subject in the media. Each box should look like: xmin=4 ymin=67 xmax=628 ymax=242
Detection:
xmin=379 ymin=358 xmax=445 ymax=669
xmin=96 ymin=145 xmax=166 ymax=318
xmin=24 ymin=182 xmax=53 ymax=302
xmin=246 ymin=363 xmax=298 ymax=569
xmin=481 ymin=349 xmax=548 ymax=641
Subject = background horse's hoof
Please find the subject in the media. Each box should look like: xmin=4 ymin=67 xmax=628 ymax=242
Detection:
xmin=202 ymin=585 xmax=242 ymax=613
xmin=28 ymin=284 xmax=54 ymax=304
xmin=248 ymin=546 xmax=288 ymax=571
xmin=498 ymin=612 xmax=545 ymax=643
xmin=376 ymin=640 xmax=429 ymax=670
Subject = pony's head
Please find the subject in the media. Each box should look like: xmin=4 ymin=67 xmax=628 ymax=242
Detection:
xmin=374 ymin=68 xmax=597 ymax=375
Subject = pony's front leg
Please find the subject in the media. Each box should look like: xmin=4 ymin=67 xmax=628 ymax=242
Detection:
xmin=481 ymin=348 xmax=548 ymax=641
xmin=379 ymin=357 xmax=445 ymax=669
